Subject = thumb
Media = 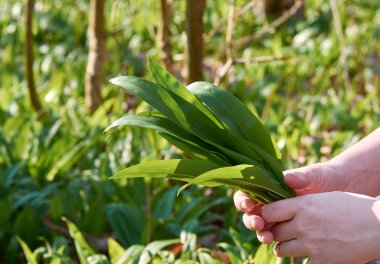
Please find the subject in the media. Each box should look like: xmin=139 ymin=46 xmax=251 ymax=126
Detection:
xmin=284 ymin=165 xmax=326 ymax=195
xmin=284 ymin=171 xmax=311 ymax=190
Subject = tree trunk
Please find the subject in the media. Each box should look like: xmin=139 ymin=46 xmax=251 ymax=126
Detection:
xmin=24 ymin=0 xmax=43 ymax=114
xmin=85 ymin=0 xmax=105 ymax=114
xmin=185 ymin=0 xmax=206 ymax=83
xmin=265 ymin=0 xmax=304 ymax=18
xmin=265 ymin=0 xmax=294 ymax=14
xmin=157 ymin=0 xmax=173 ymax=70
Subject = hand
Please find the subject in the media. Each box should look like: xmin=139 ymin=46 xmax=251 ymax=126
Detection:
xmin=234 ymin=163 xmax=344 ymax=242
xmin=264 ymin=192 xmax=380 ymax=263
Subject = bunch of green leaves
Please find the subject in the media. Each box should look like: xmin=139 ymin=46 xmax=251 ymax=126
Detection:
xmin=107 ymin=58 xmax=295 ymax=204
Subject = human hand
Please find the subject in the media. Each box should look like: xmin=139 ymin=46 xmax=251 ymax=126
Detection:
xmin=234 ymin=163 xmax=344 ymax=242
xmin=264 ymin=192 xmax=380 ymax=263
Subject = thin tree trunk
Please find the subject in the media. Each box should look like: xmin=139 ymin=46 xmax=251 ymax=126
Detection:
xmin=185 ymin=0 xmax=206 ymax=83
xmin=157 ymin=0 xmax=173 ymax=70
xmin=85 ymin=0 xmax=105 ymax=114
xmin=24 ymin=0 xmax=43 ymax=114
xmin=265 ymin=0 xmax=294 ymax=14
xmin=265 ymin=0 xmax=304 ymax=18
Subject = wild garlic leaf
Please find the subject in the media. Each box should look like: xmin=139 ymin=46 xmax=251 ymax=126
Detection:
xmin=106 ymin=113 xmax=230 ymax=166
xmin=148 ymin=58 xmax=223 ymax=129
xmin=187 ymin=81 xmax=280 ymax=160
xmin=110 ymin=159 xmax=222 ymax=187
xmin=110 ymin=77 xmax=234 ymax=150
xmin=178 ymin=164 xmax=293 ymax=201
xmin=109 ymin=59 xmax=296 ymax=204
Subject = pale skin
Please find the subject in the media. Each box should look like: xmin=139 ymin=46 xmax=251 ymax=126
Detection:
xmin=234 ymin=127 xmax=380 ymax=264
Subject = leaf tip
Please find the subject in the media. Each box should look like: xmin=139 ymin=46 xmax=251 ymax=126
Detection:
xmin=109 ymin=77 xmax=119 ymax=85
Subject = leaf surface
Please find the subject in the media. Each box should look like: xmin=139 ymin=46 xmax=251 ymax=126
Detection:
xmin=178 ymin=164 xmax=294 ymax=200
xmin=148 ymin=57 xmax=222 ymax=127
xmin=110 ymin=159 xmax=222 ymax=186
xmin=187 ymin=81 xmax=281 ymax=159
xmin=110 ymin=77 xmax=235 ymax=150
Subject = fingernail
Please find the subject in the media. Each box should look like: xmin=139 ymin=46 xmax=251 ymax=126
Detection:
xmin=274 ymin=242 xmax=281 ymax=256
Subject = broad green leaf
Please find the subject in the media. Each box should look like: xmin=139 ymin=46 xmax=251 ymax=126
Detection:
xmin=176 ymin=197 xmax=206 ymax=222
xmin=192 ymin=197 xmax=229 ymax=219
xmin=148 ymin=57 xmax=222 ymax=128
xmin=153 ymin=186 xmax=178 ymax=221
xmin=217 ymin=243 xmax=243 ymax=264
xmin=14 ymin=208 xmax=39 ymax=244
xmin=45 ymin=138 xmax=93 ymax=181
xmin=138 ymin=239 xmax=180 ymax=264
xmin=110 ymin=76 xmax=188 ymax=129
xmin=17 ymin=237 xmax=38 ymax=264
xmin=179 ymin=165 xmax=294 ymax=201
xmin=62 ymin=217 xmax=95 ymax=264
xmin=254 ymin=244 xmax=277 ymax=264
xmin=228 ymin=132 xmax=286 ymax=186
xmin=110 ymin=159 xmax=222 ymax=184
xmin=118 ymin=245 xmax=144 ymax=264
xmin=86 ymin=254 xmax=110 ymax=264
xmin=106 ymin=203 xmax=144 ymax=247
xmin=188 ymin=81 xmax=281 ymax=160
xmin=198 ymin=250 xmax=219 ymax=264
xmin=108 ymin=239 xmax=125 ymax=264
xmin=228 ymin=228 xmax=250 ymax=260
xmin=110 ymin=77 xmax=235 ymax=150
xmin=107 ymin=112 xmax=261 ymax=167
xmin=159 ymin=132 xmax=230 ymax=165
xmin=106 ymin=113 xmax=229 ymax=165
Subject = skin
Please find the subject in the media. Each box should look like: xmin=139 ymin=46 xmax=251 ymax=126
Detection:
xmin=234 ymin=128 xmax=380 ymax=263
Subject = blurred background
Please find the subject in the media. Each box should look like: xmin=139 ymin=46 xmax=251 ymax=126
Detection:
xmin=0 ymin=0 xmax=379 ymax=263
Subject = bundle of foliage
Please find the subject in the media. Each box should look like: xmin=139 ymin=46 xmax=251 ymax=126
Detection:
xmin=108 ymin=58 xmax=295 ymax=204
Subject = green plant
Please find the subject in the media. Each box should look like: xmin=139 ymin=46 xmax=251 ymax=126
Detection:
xmin=107 ymin=58 xmax=295 ymax=204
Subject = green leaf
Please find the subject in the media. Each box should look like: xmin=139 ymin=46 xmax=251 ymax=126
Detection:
xmin=110 ymin=77 xmax=234 ymax=150
xmin=188 ymin=81 xmax=281 ymax=160
xmin=254 ymin=243 xmax=277 ymax=264
xmin=217 ymin=243 xmax=243 ymax=264
xmin=229 ymin=133 xmax=286 ymax=185
xmin=148 ymin=57 xmax=222 ymax=128
xmin=106 ymin=113 xmax=229 ymax=165
xmin=107 ymin=112 xmax=261 ymax=167
xmin=119 ymin=245 xmax=145 ymax=264
xmin=45 ymin=138 xmax=93 ymax=181
xmin=178 ymin=165 xmax=293 ymax=202
xmin=17 ymin=237 xmax=38 ymax=264
xmin=108 ymin=239 xmax=125 ymax=264
xmin=62 ymin=217 xmax=95 ymax=264
xmin=159 ymin=132 xmax=230 ymax=165
xmin=86 ymin=254 xmax=110 ymax=264
xmin=198 ymin=250 xmax=219 ymax=264
xmin=110 ymin=159 xmax=221 ymax=184
xmin=138 ymin=239 xmax=180 ymax=264
xmin=153 ymin=186 xmax=178 ymax=221
xmin=106 ymin=203 xmax=144 ymax=247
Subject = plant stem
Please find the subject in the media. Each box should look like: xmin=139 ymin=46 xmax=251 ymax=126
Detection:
xmin=146 ymin=179 xmax=152 ymax=243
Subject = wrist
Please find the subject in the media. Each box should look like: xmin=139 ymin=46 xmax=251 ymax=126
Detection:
xmin=327 ymin=158 xmax=380 ymax=197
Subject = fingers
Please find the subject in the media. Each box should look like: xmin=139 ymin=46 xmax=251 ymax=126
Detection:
xmin=262 ymin=198 xmax=298 ymax=223
xmin=257 ymin=230 xmax=274 ymax=244
xmin=284 ymin=171 xmax=309 ymax=190
xmin=271 ymin=220 xmax=297 ymax=242
xmin=243 ymin=213 xmax=264 ymax=231
xmin=233 ymin=190 xmax=257 ymax=212
xmin=274 ymin=239 xmax=309 ymax=257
